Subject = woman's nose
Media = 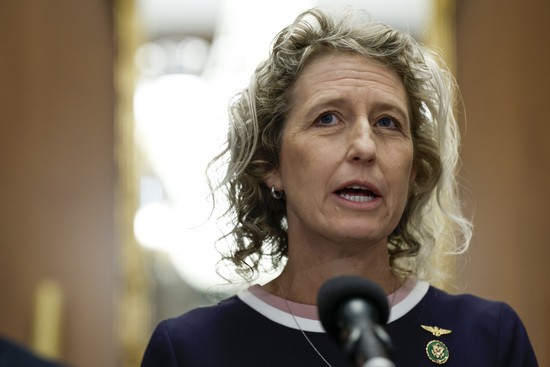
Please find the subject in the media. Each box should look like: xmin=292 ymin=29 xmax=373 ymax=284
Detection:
xmin=346 ymin=119 xmax=376 ymax=163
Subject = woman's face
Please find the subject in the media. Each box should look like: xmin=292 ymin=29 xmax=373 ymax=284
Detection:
xmin=268 ymin=53 xmax=415 ymax=248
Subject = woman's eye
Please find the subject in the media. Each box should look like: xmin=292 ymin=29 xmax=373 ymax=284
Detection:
xmin=376 ymin=116 xmax=397 ymax=129
xmin=317 ymin=113 xmax=339 ymax=125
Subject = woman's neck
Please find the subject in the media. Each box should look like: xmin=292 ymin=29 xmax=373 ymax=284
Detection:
xmin=262 ymin=238 xmax=401 ymax=305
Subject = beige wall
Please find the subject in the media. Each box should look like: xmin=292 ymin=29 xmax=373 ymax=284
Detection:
xmin=0 ymin=1 xmax=118 ymax=366
xmin=457 ymin=1 xmax=550 ymax=365
xmin=1 ymin=1 xmax=549 ymax=366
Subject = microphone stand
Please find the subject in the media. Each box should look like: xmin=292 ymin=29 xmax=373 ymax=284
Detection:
xmin=340 ymin=300 xmax=395 ymax=367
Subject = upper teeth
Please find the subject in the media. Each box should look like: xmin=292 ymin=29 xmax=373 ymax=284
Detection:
xmin=347 ymin=185 xmax=368 ymax=190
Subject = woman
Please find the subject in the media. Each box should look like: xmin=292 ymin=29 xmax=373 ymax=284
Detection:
xmin=141 ymin=8 xmax=538 ymax=366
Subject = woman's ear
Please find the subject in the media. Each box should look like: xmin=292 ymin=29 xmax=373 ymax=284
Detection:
xmin=264 ymin=170 xmax=283 ymax=191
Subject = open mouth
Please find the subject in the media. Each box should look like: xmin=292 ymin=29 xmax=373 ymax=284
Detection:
xmin=335 ymin=185 xmax=378 ymax=203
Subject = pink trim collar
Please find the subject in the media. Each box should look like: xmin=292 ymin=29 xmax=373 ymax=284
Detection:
xmin=247 ymin=277 xmax=419 ymax=321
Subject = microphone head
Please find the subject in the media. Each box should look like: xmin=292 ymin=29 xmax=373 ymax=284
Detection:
xmin=317 ymin=275 xmax=390 ymax=339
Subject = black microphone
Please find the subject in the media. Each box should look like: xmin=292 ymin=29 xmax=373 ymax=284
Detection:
xmin=317 ymin=276 xmax=395 ymax=367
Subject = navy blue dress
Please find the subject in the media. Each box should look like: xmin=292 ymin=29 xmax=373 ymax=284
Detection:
xmin=141 ymin=282 xmax=538 ymax=366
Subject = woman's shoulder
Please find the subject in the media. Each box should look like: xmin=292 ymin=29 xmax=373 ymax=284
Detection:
xmin=388 ymin=285 xmax=538 ymax=366
xmin=161 ymin=295 xmax=247 ymax=332
xmin=389 ymin=282 xmax=532 ymax=344
xmin=429 ymin=286 xmax=500 ymax=307
xmin=141 ymin=295 xmax=254 ymax=366
xmin=389 ymin=281 xmax=521 ymax=332
xmin=426 ymin=286 xmax=520 ymax=322
xmin=426 ymin=286 xmax=537 ymax=360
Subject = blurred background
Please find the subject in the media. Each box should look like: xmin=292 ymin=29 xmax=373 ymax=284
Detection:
xmin=1 ymin=0 xmax=549 ymax=366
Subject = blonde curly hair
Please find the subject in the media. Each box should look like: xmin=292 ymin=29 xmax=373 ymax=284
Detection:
xmin=210 ymin=7 xmax=472 ymax=288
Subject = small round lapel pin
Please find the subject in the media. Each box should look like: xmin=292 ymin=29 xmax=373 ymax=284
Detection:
xmin=426 ymin=340 xmax=450 ymax=364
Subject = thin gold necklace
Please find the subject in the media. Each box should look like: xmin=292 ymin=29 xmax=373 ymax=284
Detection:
xmin=277 ymin=279 xmax=400 ymax=367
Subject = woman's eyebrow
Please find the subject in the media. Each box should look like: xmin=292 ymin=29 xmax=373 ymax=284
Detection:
xmin=297 ymin=95 xmax=350 ymax=118
xmin=371 ymin=101 xmax=410 ymax=119
xmin=300 ymin=95 xmax=410 ymax=119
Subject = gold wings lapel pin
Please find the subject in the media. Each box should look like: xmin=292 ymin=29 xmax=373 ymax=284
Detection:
xmin=421 ymin=325 xmax=452 ymax=337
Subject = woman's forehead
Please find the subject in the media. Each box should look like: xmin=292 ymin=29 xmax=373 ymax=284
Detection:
xmin=290 ymin=53 xmax=409 ymax=110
